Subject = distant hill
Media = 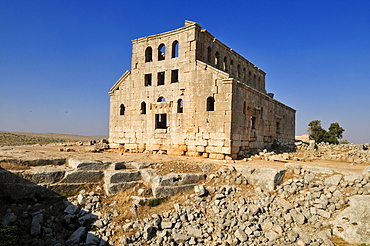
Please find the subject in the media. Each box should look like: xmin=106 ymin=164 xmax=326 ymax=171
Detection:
xmin=0 ymin=131 xmax=107 ymax=146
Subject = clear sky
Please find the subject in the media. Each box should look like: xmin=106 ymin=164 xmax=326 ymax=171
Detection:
xmin=1 ymin=0 xmax=369 ymax=143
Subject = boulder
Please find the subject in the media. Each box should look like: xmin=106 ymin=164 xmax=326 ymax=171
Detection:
xmin=233 ymin=165 xmax=286 ymax=191
xmin=333 ymin=195 xmax=370 ymax=244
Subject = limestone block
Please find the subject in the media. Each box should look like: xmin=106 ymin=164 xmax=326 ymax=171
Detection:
xmin=104 ymin=170 xmax=141 ymax=184
xmin=19 ymin=170 xmax=65 ymax=184
xmin=67 ymin=159 xmax=111 ymax=170
xmin=333 ymin=195 xmax=370 ymax=244
xmin=186 ymin=152 xmax=201 ymax=157
xmin=208 ymin=153 xmax=225 ymax=160
xmin=234 ymin=165 xmax=286 ymax=191
xmin=196 ymin=146 xmax=205 ymax=152
xmin=105 ymin=181 xmax=139 ymax=196
xmin=152 ymin=173 xmax=206 ymax=187
xmin=205 ymin=146 xmax=222 ymax=153
xmin=152 ymin=184 xmax=196 ymax=198
xmin=305 ymin=165 xmax=334 ymax=175
xmin=324 ymin=174 xmax=342 ymax=186
xmin=362 ymin=165 xmax=370 ymax=178
xmin=221 ymin=147 xmax=231 ymax=154
xmin=125 ymin=143 xmax=138 ymax=150
xmin=61 ymin=171 xmax=103 ymax=183
xmin=167 ymin=149 xmax=185 ymax=156
xmin=208 ymin=139 xmax=225 ymax=146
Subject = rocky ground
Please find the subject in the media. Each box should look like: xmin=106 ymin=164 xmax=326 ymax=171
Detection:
xmin=1 ymin=135 xmax=370 ymax=246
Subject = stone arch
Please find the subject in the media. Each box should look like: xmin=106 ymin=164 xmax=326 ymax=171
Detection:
xmin=158 ymin=44 xmax=166 ymax=61
xmin=207 ymin=96 xmax=215 ymax=111
xmin=141 ymin=101 xmax=146 ymax=114
xmin=145 ymin=47 xmax=152 ymax=62
xmin=172 ymin=40 xmax=179 ymax=58
xmin=177 ymin=99 xmax=183 ymax=113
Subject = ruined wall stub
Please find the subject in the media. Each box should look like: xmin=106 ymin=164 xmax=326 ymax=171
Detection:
xmin=109 ymin=20 xmax=296 ymax=159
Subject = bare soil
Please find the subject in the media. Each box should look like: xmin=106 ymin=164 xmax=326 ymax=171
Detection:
xmin=0 ymin=131 xmax=367 ymax=174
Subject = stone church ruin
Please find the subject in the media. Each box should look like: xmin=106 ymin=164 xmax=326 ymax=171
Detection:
xmin=109 ymin=21 xmax=295 ymax=159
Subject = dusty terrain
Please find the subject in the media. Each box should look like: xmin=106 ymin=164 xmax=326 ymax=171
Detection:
xmin=1 ymin=132 xmax=369 ymax=245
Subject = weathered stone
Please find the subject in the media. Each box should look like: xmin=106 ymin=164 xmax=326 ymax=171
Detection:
xmin=362 ymin=166 xmax=370 ymax=178
xmin=324 ymin=174 xmax=342 ymax=186
xmin=194 ymin=185 xmax=207 ymax=197
xmin=333 ymin=195 xmax=370 ymax=244
xmin=66 ymin=227 xmax=87 ymax=246
xmin=234 ymin=228 xmax=248 ymax=242
xmin=62 ymin=170 xmax=103 ymax=183
xmin=1 ymin=212 xmax=17 ymax=226
xmin=78 ymin=213 xmax=98 ymax=226
xmin=30 ymin=212 xmax=43 ymax=236
xmin=173 ymin=233 xmax=189 ymax=243
xmin=187 ymin=227 xmax=202 ymax=238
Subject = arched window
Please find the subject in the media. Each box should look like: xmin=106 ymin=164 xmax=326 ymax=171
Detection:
xmin=248 ymin=71 xmax=252 ymax=83
xmin=243 ymin=68 xmax=246 ymax=80
xmin=158 ymin=44 xmax=166 ymax=61
xmin=215 ymin=52 xmax=221 ymax=69
xmin=177 ymin=99 xmax=183 ymax=113
xmin=223 ymin=57 xmax=228 ymax=72
xmin=119 ymin=104 xmax=125 ymax=115
xmin=157 ymin=97 xmax=166 ymax=102
xmin=243 ymin=101 xmax=247 ymax=114
xmin=172 ymin=41 xmax=179 ymax=58
xmin=145 ymin=47 xmax=152 ymax=62
xmin=230 ymin=60 xmax=234 ymax=75
xmin=253 ymin=74 xmax=256 ymax=86
xmin=237 ymin=64 xmax=241 ymax=78
xmin=206 ymin=97 xmax=215 ymax=111
xmin=257 ymin=77 xmax=261 ymax=89
xmin=141 ymin=102 xmax=146 ymax=114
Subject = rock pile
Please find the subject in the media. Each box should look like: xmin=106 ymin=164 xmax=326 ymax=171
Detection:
xmin=295 ymin=141 xmax=370 ymax=164
xmin=2 ymin=157 xmax=370 ymax=245
xmin=115 ymin=164 xmax=370 ymax=246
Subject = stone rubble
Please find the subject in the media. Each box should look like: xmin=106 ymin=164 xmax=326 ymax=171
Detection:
xmin=1 ymin=156 xmax=370 ymax=245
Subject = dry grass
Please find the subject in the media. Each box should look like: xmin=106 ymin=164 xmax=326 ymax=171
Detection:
xmin=0 ymin=132 xmax=66 ymax=146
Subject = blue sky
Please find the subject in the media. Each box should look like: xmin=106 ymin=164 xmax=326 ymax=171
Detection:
xmin=0 ymin=0 xmax=369 ymax=143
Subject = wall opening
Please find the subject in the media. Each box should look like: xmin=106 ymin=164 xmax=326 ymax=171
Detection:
xmin=171 ymin=69 xmax=179 ymax=83
xmin=207 ymin=46 xmax=212 ymax=63
xmin=243 ymin=101 xmax=246 ymax=114
xmin=207 ymin=96 xmax=215 ymax=111
xmin=223 ymin=57 xmax=228 ymax=72
xmin=157 ymin=72 xmax=165 ymax=85
xmin=155 ymin=114 xmax=167 ymax=129
xmin=230 ymin=60 xmax=234 ymax=75
xmin=119 ymin=104 xmax=125 ymax=115
xmin=237 ymin=64 xmax=241 ymax=78
xmin=251 ymin=116 xmax=256 ymax=129
xmin=215 ymin=52 xmax=221 ymax=69
xmin=141 ymin=102 xmax=146 ymax=114
xmin=177 ymin=99 xmax=183 ymax=113
xmin=158 ymin=44 xmax=166 ymax=61
xmin=157 ymin=97 xmax=166 ymax=102
xmin=145 ymin=73 xmax=152 ymax=86
xmin=145 ymin=47 xmax=152 ymax=62
xmin=172 ymin=41 xmax=179 ymax=58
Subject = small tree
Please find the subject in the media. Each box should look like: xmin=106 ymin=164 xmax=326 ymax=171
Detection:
xmin=308 ymin=120 xmax=345 ymax=144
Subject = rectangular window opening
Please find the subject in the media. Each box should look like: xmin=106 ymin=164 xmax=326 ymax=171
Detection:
xmin=157 ymin=72 xmax=165 ymax=86
xmin=171 ymin=69 xmax=179 ymax=83
xmin=155 ymin=114 xmax=167 ymax=129
xmin=145 ymin=74 xmax=152 ymax=86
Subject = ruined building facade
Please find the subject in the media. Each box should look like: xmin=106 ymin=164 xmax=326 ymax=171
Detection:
xmin=109 ymin=21 xmax=295 ymax=159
